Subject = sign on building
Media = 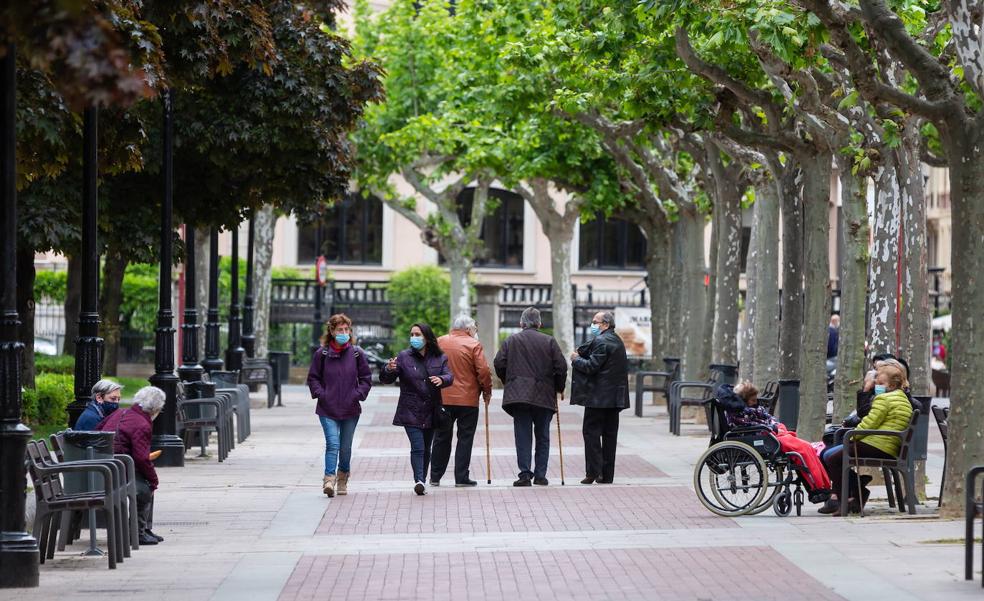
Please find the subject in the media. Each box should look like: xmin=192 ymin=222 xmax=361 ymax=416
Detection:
xmin=614 ymin=306 xmax=651 ymax=357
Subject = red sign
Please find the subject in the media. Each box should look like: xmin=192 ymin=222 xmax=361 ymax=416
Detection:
xmin=315 ymin=256 xmax=329 ymax=287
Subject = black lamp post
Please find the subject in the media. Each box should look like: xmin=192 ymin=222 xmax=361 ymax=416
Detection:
xmin=241 ymin=217 xmax=255 ymax=358
xmin=225 ymin=225 xmax=245 ymax=370
xmin=67 ymin=105 xmax=104 ymax=428
xmin=178 ymin=223 xmax=203 ymax=381
xmin=0 ymin=42 xmax=40 ymax=590
xmin=202 ymin=227 xmax=223 ymax=373
xmin=149 ymin=90 xmax=185 ymax=467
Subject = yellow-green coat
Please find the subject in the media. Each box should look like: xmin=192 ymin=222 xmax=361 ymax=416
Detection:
xmin=855 ymin=389 xmax=913 ymax=456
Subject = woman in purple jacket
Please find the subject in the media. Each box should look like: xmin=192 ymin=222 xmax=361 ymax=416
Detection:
xmin=380 ymin=322 xmax=453 ymax=495
xmin=306 ymin=313 xmax=372 ymax=497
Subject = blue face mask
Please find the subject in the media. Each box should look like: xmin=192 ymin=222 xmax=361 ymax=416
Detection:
xmin=334 ymin=333 xmax=350 ymax=345
xmin=589 ymin=324 xmax=601 ymax=336
xmin=874 ymin=384 xmax=887 ymax=396
xmin=409 ymin=336 xmax=425 ymax=350
xmin=101 ymin=401 xmax=120 ymax=415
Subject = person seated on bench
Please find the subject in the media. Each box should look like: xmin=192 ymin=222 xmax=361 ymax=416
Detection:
xmin=845 ymin=355 xmax=916 ymax=428
xmin=98 ymin=386 xmax=166 ymax=545
xmin=73 ymin=379 xmax=123 ymax=431
xmin=819 ymin=363 xmax=913 ymax=516
xmin=717 ymin=381 xmax=831 ymax=503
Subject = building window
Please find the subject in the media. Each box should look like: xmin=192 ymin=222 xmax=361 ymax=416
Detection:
xmin=447 ymin=187 xmax=524 ymax=268
xmin=297 ymin=194 xmax=383 ymax=265
xmin=578 ymin=214 xmax=647 ymax=270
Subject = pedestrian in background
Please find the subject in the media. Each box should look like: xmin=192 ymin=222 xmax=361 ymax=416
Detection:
xmin=306 ymin=313 xmax=373 ymax=497
xmin=571 ymin=311 xmax=629 ymax=484
xmin=381 ymin=322 xmax=453 ymax=495
xmin=431 ymin=315 xmax=492 ymax=487
xmin=493 ymin=307 xmax=567 ymax=487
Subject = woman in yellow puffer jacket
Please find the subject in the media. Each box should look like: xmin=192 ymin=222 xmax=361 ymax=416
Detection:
xmin=819 ymin=363 xmax=913 ymax=515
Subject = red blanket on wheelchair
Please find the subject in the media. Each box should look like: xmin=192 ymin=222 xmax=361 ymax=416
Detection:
xmin=774 ymin=423 xmax=831 ymax=493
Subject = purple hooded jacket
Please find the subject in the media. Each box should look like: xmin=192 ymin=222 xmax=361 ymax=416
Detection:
xmin=380 ymin=348 xmax=453 ymax=429
xmin=306 ymin=343 xmax=373 ymax=420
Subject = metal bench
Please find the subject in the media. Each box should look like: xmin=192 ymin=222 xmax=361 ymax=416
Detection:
xmin=933 ymin=406 xmax=949 ymax=507
xmin=841 ymin=408 xmax=921 ymax=516
xmin=633 ymin=357 xmax=680 ymax=418
xmin=211 ymin=370 xmax=251 ymax=442
xmin=241 ymin=357 xmax=276 ymax=409
xmin=966 ymin=466 xmax=984 ymax=584
xmin=669 ymin=366 xmax=733 ymax=436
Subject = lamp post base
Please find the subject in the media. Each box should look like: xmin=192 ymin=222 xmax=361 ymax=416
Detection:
xmin=0 ymin=536 xmax=40 ymax=588
xmin=149 ymin=372 xmax=185 ymax=467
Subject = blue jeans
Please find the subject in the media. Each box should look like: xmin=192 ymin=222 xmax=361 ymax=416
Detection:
xmin=512 ymin=405 xmax=554 ymax=479
xmin=404 ymin=426 xmax=435 ymax=483
xmin=319 ymin=415 xmax=359 ymax=476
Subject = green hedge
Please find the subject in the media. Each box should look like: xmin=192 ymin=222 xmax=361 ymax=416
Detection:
xmin=387 ymin=265 xmax=452 ymax=354
xmin=35 ymin=353 xmax=75 ymax=375
xmin=22 ymin=373 xmax=73 ymax=429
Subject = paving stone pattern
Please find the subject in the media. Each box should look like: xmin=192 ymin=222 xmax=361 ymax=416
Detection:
xmin=278 ymin=547 xmax=845 ymax=601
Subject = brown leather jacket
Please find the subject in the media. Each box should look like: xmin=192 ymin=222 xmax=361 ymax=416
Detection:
xmin=438 ymin=330 xmax=493 ymax=407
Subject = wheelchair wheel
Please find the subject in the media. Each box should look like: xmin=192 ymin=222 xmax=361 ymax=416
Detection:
xmin=773 ymin=490 xmax=792 ymax=516
xmin=694 ymin=441 xmax=769 ymax=517
xmin=745 ymin=463 xmax=785 ymax=516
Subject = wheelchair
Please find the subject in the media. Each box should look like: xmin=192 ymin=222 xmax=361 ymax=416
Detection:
xmin=693 ymin=397 xmax=815 ymax=517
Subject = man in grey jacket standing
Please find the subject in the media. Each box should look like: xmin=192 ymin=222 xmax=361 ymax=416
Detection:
xmin=494 ymin=307 xmax=567 ymax=486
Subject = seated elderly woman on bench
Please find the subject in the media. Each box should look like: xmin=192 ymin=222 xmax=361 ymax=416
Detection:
xmin=818 ymin=362 xmax=913 ymax=516
xmin=716 ymin=381 xmax=832 ymax=503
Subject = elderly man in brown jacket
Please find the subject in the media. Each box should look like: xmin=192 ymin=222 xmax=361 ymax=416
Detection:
xmin=430 ymin=315 xmax=493 ymax=487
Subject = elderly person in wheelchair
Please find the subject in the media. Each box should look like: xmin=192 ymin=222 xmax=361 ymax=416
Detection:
xmin=818 ymin=362 xmax=913 ymax=516
xmin=693 ymin=381 xmax=831 ymax=517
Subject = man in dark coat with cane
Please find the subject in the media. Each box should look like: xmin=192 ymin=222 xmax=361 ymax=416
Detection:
xmin=494 ymin=307 xmax=567 ymax=486
xmin=571 ymin=311 xmax=629 ymax=484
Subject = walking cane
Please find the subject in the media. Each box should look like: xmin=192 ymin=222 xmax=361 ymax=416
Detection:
xmin=484 ymin=398 xmax=492 ymax=484
xmin=556 ymin=392 xmax=566 ymax=486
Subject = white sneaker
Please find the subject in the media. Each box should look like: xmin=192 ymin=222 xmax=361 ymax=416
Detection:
xmin=414 ymin=481 xmax=426 ymax=496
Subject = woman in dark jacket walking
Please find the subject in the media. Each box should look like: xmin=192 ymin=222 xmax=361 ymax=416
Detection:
xmin=380 ymin=322 xmax=453 ymax=495
xmin=306 ymin=313 xmax=373 ymax=497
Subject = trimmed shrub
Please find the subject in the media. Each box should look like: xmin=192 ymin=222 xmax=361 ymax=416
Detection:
xmin=35 ymin=353 xmax=75 ymax=375
xmin=387 ymin=265 xmax=451 ymax=353
xmin=22 ymin=373 xmax=74 ymax=428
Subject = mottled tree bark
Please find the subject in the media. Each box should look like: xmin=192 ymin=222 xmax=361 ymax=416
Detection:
xmin=777 ymin=161 xmax=804 ymax=380
xmin=194 ymin=226 xmax=209 ymax=357
xmin=642 ymin=218 xmax=671 ymax=362
xmin=868 ymin=164 xmax=902 ymax=354
xmin=253 ymin=205 xmax=276 ymax=358
xmin=99 ymin=246 xmax=128 ymax=376
xmin=710 ymin=169 xmax=742 ymax=365
xmin=751 ymin=180 xmax=781 ymax=386
xmin=833 ymin=159 xmax=870 ymax=422
xmin=797 ymin=152 xmax=832 ymax=441
xmin=516 ymin=179 xmax=582 ymax=360
xmin=680 ymin=209 xmax=708 ymax=380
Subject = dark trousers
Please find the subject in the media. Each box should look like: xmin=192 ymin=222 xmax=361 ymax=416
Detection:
xmin=404 ymin=426 xmax=435 ymax=483
xmin=822 ymin=441 xmax=894 ymax=497
xmin=430 ymin=405 xmax=479 ymax=484
xmin=512 ymin=405 xmax=554 ymax=479
xmin=135 ymin=474 xmax=155 ymax=534
xmin=583 ymin=407 xmax=620 ymax=481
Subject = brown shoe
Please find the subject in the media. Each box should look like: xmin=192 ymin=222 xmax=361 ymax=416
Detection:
xmin=337 ymin=471 xmax=349 ymax=496
xmin=581 ymin=476 xmax=596 ymax=484
xmin=322 ymin=474 xmax=336 ymax=497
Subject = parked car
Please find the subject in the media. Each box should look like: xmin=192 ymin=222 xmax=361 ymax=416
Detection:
xmin=34 ymin=337 xmax=58 ymax=356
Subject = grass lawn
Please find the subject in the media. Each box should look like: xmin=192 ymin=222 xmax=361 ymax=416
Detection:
xmin=105 ymin=376 xmax=149 ymax=399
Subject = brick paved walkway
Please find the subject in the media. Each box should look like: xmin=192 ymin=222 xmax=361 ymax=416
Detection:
xmin=11 ymin=384 xmax=977 ymax=601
